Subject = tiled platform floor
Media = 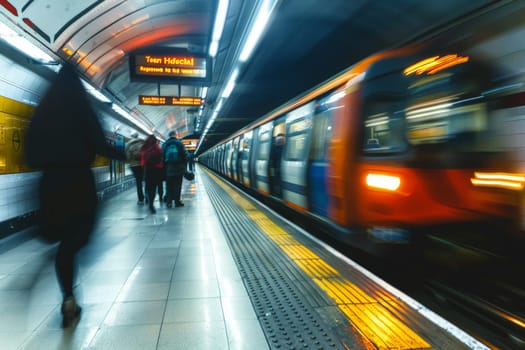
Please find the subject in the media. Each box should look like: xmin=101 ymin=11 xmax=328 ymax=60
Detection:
xmin=0 ymin=168 xmax=268 ymax=349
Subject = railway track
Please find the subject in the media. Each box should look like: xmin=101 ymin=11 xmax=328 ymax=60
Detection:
xmin=230 ymin=179 xmax=525 ymax=349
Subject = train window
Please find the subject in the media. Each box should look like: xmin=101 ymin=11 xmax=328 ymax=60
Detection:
xmin=406 ymin=99 xmax=495 ymax=151
xmin=260 ymin=131 xmax=270 ymax=142
xmin=289 ymin=119 xmax=309 ymax=133
xmin=284 ymin=118 xmax=310 ymax=161
xmin=258 ymin=131 xmax=271 ymax=159
xmin=404 ymin=66 xmax=502 ymax=152
xmin=242 ymin=133 xmax=252 ymax=160
xmin=311 ymin=109 xmax=334 ymax=160
xmin=363 ymin=100 xmax=407 ymax=153
xmin=285 ymin=133 xmax=307 ymax=161
xmin=273 ymin=122 xmax=285 ymax=137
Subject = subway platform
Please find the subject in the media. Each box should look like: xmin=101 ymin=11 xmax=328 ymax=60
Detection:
xmin=0 ymin=166 xmax=489 ymax=349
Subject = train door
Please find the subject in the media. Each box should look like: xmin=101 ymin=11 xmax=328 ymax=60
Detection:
xmin=225 ymin=140 xmax=233 ymax=178
xmin=307 ymin=94 xmax=338 ymax=217
xmin=269 ymin=118 xmax=286 ymax=197
xmin=219 ymin=144 xmax=226 ymax=175
xmin=209 ymin=150 xmax=214 ymax=170
xmin=232 ymin=136 xmax=240 ymax=181
xmin=214 ymin=148 xmax=220 ymax=172
xmin=222 ymin=144 xmax=228 ymax=176
xmin=240 ymin=131 xmax=253 ymax=187
xmin=281 ymin=102 xmax=315 ymax=210
xmin=254 ymin=122 xmax=273 ymax=194
xmin=214 ymin=146 xmax=219 ymax=172
xmin=212 ymin=148 xmax=218 ymax=171
xmin=248 ymin=129 xmax=260 ymax=188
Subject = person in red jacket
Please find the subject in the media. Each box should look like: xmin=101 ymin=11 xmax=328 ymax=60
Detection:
xmin=141 ymin=135 xmax=164 ymax=214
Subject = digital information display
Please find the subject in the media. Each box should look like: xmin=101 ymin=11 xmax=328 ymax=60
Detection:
xmin=130 ymin=50 xmax=211 ymax=84
xmin=139 ymin=95 xmax=204 ymax=106
xmin=182 ymin=139 xmax=198 ymax=151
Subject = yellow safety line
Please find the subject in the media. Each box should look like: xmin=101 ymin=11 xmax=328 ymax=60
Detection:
xmin=206 ymin=170 xmax=431 ymax=349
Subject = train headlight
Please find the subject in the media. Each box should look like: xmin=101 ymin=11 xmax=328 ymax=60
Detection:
xmin=471 ymin=172 xmax=525 ymax=191
xmin=366 ymin=173 xmax=401 ymax=191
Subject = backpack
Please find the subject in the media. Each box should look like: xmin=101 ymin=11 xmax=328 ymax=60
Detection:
xmin=165 ymin=143 xmax=181 ymax=163
xmin=126 ymin=139 xmax=143 ymax=162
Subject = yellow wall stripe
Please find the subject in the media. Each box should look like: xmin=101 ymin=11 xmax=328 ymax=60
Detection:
xmin=0 ymin=94 xmax=112 ymax=175
xmin=206 ymin=170 xmax=430 ymax=349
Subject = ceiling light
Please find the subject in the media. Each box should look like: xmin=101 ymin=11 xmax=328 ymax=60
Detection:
xmin=209 ymin=0 xmax=229 ymax=57
xmin=201 ymin=87 xmax=208 ymax=99
xmin=239 ymin=0 xmax=278 ymax=62
xmin=81 ymin=79 xmax=111 ymax=103
xmin=222 ymin=68 xmax=239 ymax=98
xmin=0 ymin=20 xmax=55 ymax=64
xmin=215 ymin=99 xmax=224 ymax=113
xmin=198 ymin=0 xmax=279 ymax=154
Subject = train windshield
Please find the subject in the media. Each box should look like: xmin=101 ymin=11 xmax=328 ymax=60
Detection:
xmin=405 ymin=70 xmax=498 ymax=152
xmin=362 ymin=54 xmax=503 ymax=154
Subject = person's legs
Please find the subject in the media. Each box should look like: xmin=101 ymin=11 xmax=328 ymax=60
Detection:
xmin=55 ymin=217 xmax=91 ymax=327
xmin=43 ymin=168 xmax=96 ymax=327
xmin=55 ymin=240 xmax=76 ymax=298
xmin=174 ymin=173 xmax=184 ymax=206
xmin=157 ymin=180 xmax=164 ymax=205
xmin=144 ymin=169 xmax=156 ymax=213
xmin=131 ymin=166 xmax=144 ymax=203
xmin=166 ymin=175 xmax=175 ymax=207
xmin=153 ymin=168 xmax=164 ymax=207
xmin=55 ymin=234 xmax=90 ymax=295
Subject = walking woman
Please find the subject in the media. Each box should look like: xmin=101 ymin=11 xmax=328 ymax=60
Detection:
xmin=25 ymin=63 xmax=125 ymax=327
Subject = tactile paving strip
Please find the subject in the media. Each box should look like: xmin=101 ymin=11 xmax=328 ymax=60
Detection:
xmin=203 ymin=174 xmax=368 ymax=349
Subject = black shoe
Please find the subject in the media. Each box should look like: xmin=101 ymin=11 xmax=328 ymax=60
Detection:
xmin=166 ymin=203 xmax=172 ymax=208
xmin=137 ymin=200 xmax=144 ymax=205
xmin=61 ymin=297 xmax=81 ymax=328
xmin=150 ymin=207 xmax=156 ymax=214
xmin=175 ymin=201 xmax=184 ymax=207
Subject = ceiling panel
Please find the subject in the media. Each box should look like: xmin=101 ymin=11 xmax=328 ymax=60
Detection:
xmin=0 ymin=0 xmax=515 ymax=149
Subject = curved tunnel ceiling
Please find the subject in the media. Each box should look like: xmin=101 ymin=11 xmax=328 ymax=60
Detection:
xmin=0 ymin=0 xmax=510 ymax=152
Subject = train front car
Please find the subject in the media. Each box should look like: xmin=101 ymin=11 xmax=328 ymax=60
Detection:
xmin=353 ymin=52 xmax=523 ymax=260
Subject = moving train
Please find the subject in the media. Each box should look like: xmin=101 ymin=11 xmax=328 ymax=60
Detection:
xmin=200 ymin=47 xmax=525 ymax=258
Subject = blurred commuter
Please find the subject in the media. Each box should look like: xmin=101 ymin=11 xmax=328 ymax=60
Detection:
xmin=125 ymin=132 xmax=145 ymax=204
xmin=187 ymin=151 xmax=195 ymax=171
xmin=162 ymin=131 xmax=187 ymax=208
xmin=25 ymin=63 xmax=125 ymax=328
xmin=141 ymin=135 xmax=164 ymax=213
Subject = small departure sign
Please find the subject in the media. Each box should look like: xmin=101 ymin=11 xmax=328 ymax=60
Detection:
xmin=182 ymin=139 xmax=198 ymax=151
xmin=139 ymin=96 xmax=204 ymax=106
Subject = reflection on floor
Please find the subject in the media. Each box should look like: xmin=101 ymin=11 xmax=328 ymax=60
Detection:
xmin=0 ymin=171 xmax=268 ymax=350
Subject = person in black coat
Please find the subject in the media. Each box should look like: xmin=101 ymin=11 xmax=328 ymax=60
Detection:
xmin=25 ymin=63 xmax=125 ymax=327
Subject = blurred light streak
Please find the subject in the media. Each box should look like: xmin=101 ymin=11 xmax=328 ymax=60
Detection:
xmin=471 ymin=172 xmax=525 ymax=190
xmin=404 ymin=54 xmax=469 ymax=76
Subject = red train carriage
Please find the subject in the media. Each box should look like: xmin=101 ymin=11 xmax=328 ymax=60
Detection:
xmin=202 ymin=47 xmax=524 ymax=258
